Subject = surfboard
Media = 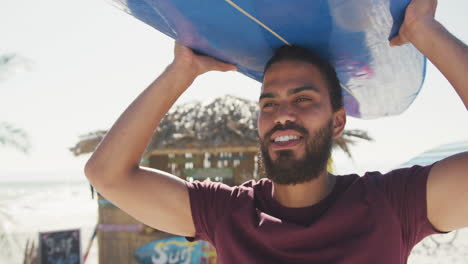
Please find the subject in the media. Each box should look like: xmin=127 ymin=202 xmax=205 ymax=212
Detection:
xmin=134 ymin=237 xmax=216 ymax=264
xmin=113 ymin=0 xmax=425 ymax=119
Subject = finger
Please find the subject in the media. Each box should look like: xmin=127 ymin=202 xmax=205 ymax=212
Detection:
xmin=389 ymin=35 xmax=400 ymax=47
xmin=389 ymin=35 xmax=408 ymax=47
xmin=217 ymin=62 xmax=237 ymax=72
xmin=203 ymin=58 xmax=237 ymax=72
xmin=174 ymin=41 xmax=193 ymax=57
xmin=222 ymin=63 xmax=237 ymax=71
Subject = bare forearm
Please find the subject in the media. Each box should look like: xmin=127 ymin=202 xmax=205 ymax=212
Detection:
xmin=85 ymin=64 xmax=196 ymax=179
xmin=408 ymin=19 xmax=468 ymax=108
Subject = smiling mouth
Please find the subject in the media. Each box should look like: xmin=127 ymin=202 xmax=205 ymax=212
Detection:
xmin=270 ymin=135 xmax=304 ymax=148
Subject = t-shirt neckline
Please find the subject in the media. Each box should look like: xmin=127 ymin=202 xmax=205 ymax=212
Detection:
xmin=261 ymin=176 xmax=346 ymax=226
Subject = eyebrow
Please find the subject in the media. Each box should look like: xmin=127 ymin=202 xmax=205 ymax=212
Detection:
xmin=259 ymin=86 xmax=319 ymax=101
xmin=288 ymin=86 xmax=319 ymax=95
xmin=259 ymin=92 xmax=275 ymax=101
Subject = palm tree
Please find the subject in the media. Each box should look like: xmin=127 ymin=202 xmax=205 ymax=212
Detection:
xmin=334 ymin=129 xmax=372 ymax=159
xmin=0 ymin=54 xmax=31 ymax=264
xmin=0 ymin=53 xmax=31 ymax=154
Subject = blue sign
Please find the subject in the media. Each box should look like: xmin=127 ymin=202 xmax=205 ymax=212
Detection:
xmin=135 ymin=237 xmax=217 ymax=264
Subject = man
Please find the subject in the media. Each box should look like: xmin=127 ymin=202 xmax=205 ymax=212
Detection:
xmin=85 ymin=0 xmax=468 ymax=263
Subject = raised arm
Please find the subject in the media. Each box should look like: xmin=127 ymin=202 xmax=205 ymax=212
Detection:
xmin=84 ymin=43 xmax=236 ymax=236
xmin=390 ymin=0 xmax=468 ymax=108
xmin=391 ymin=0 xmax=468 ymax=232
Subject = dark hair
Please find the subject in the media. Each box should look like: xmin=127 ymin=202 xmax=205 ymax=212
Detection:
xmin=264 ymin=45 xmax=343 ymax=112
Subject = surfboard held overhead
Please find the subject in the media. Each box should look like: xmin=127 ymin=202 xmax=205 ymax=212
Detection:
xmin=114 ymin=0 xmax=425 ymax=119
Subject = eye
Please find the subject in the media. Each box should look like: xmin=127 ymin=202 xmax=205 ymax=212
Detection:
xmin=295 ymin=97 xmax=311 ymax=103
xmin=262 ymin=102 xmax=276 ymax=108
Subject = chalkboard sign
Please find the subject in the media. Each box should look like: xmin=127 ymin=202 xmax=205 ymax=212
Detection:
xmin=39 ymin=229 xmax=81 ymax=264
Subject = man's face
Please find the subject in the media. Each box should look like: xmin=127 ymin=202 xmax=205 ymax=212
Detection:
xmin=258 ymin=60 xmax=344 ymax=184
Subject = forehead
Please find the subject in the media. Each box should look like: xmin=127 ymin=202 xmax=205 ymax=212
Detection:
xmin=261 ymin=60 xmax=328 ymax=94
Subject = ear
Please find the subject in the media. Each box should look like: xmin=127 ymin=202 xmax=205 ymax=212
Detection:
xmin=332 ymin=108 xmax=346 ymax=139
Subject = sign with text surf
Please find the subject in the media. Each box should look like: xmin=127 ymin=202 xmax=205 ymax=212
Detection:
xmin=134 ymin=237 xmax=217 ymax=264
xmin=39 ymin=229 xmax=81 ymax=264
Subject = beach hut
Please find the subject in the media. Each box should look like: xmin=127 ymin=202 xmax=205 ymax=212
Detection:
xmin=143 ymin=95 xmax=260 ymax=186
xmin=71 ymin=95 xmax=371 ymax=263
xmin=71 ymin=95 xmax=260 ymax=263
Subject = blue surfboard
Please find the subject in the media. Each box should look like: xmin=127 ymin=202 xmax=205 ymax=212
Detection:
xmin=114 ymin=0 xmax=425 ymax=119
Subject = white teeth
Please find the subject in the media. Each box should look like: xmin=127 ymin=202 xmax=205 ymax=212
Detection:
xmin=274 ymin=135 xmax=299 ymax=142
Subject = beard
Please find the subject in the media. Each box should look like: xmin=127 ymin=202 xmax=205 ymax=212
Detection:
xmin=258 ymin=119 xmax=333 ymax=185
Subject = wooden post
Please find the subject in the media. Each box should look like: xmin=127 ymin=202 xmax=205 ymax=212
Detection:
xmin=174 ymin=154 xmax=185 ymax=179
xmin=227 ymin=152 xmax=234 ymax=168
xmin=235 ymin=151 xmax=256 ymax=185
xmin=209 ymin=153 xmax=218 ymax=168
xmin=193 ymin=153 xmax=204 ymax=169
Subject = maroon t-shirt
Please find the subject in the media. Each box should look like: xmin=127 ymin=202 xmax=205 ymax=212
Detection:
xmin=185 ymin=165 xmax=442 ymax=264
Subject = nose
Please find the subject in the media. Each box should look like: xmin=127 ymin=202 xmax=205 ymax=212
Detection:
xmin=274 ymin=103 xmax=296 ymax=125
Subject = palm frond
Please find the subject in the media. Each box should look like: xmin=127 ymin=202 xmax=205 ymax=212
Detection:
xmin=0 ymin=54 xmax=31 ymax=81
xmin=0 ymin=122 xmax=31 ymax=153
xmin=333 ymin=129 xmax=372 ymax=159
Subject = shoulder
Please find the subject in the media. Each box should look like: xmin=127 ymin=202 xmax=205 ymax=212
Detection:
xmin=332 ymin=166 xmax=433 ymax=205
xmin=359 ymin=165 xmax=434 ymax=190
xmin=354 ymin=165 xmax=435 ymax=216
xmin=238 ymin=178 xmax=272 ymax=197
xmin=241 ymin=178 xmax=271 ymax=189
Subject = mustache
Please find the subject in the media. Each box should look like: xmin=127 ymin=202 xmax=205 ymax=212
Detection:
xmin=263 ymin=122 xmax=309 ymax=140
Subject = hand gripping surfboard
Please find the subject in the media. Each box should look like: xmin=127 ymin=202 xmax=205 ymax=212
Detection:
xmin=113 ymin=0 xmax=426 ymax=119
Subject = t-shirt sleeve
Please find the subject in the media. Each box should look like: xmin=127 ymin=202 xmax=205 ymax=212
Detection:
xmin=184 ymin=180 xmax=234 ymax=244
xmin=372 ymin=164 xmax=445 ymax=248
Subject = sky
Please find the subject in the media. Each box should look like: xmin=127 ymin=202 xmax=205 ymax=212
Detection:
xmin=0 ymin=0 xmax=467 ymax=182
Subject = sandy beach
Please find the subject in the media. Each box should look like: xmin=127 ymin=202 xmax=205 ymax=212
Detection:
xmin=0 ymin=179 xmax=98 ymax=264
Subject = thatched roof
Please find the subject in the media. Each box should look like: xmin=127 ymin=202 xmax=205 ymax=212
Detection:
xmin=70 ymin=95 xmax=259 ymax=156
xmin=70 ymin=95 xmax=371 ymax=157
xmin=69 ymin=130 xmax=106 ymax=156
xmin=148 ymin=95 xmax=259 ymax=151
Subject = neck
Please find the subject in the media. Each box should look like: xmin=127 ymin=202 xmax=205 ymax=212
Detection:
xmin=272 ymin=170 xmax=336 ymax=208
